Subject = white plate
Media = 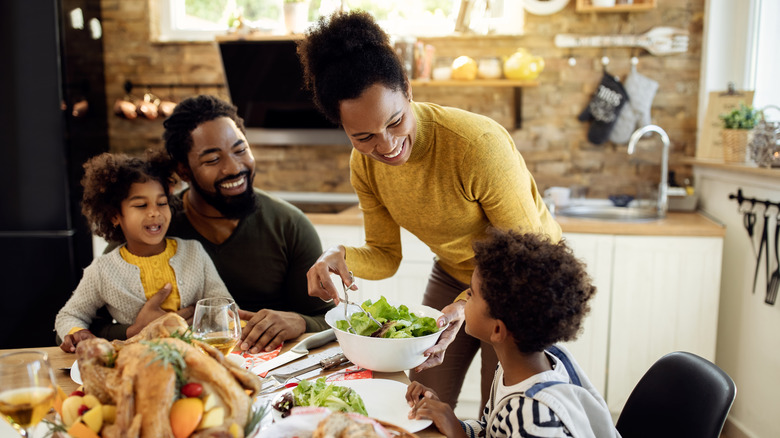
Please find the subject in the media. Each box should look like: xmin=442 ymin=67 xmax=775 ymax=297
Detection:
xmin=272 ymin=379 xmax=431 ymax=433
xmin=70 ymin=360 xmax=82 ymax=385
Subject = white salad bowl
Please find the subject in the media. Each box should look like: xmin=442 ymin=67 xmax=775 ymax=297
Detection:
xmin=325 ymin=300 xmax=444 ymax=372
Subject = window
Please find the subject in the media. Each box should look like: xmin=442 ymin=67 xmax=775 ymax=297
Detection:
xmin=749 ymin=0 xmax=779 ymax=111
xmin=155 ymin=0 xmax=522 ymax=42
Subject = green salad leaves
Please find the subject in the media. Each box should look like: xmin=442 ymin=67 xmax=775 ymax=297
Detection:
xmin=335 ymin=296 xmax=439 ymax=338
xmin=292 ymin=377 xmax=368 ymax=416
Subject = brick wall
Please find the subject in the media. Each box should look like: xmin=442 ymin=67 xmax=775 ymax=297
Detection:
xmin=101 ymin=0 xmax=703 ymax=199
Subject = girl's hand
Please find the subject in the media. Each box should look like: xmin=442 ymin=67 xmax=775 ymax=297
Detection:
xmin=306 ymin=245 xmax=356 ymax=304
xmin=413 ymin=300 xmax=466 ymax=372
xmin=126 ymin=283 xmax=173 ymax=338
xmin=407 ymin=383 xmax=467 ymax=438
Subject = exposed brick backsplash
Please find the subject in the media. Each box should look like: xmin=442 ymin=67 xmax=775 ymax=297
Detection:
xmin=102 ymin=0 xmax=702 ymax=200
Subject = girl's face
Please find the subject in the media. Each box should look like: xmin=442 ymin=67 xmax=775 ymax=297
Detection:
xmin=339 ymin=83 xmax=416 ymax=166
xmin=464 ymin=268 xmax=494 ymax=342
xmin=112 ymin=180 xmax=171 ymax=257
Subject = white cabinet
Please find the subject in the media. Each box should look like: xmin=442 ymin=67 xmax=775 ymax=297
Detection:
xmin=312 ymin=223 xmax=724 ymax=419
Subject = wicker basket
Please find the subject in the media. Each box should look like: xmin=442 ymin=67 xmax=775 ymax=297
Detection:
xmin=722 ymin=129 xmax=751 ymax=163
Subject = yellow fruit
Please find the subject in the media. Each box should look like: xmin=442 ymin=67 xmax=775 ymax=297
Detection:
xmin=504 ymin=49 xmax=545 ymax=80
xmin=66 ymin=422 xmax=100 ymax=438
xmin=197 ymin=406 xmax=225 ymax=430
xmin=229 ymin=422 xmax=241 ymax=438
xmin=61 ymin=395 xmax=84 ymax=427
xmin=82 ymin=394 xmax=101 ymax=409
xmin=170 ymin=397 xmax=204 ymax=438
xmin=202 ymin=393 xmax=218 ymax=412
xmin=102 ymin=405 xmax=117 ymax=424
xmin=82 ymin=406 xmax=103 ymax=433
xmin=451 ymin=56 xmax=477 ymax=80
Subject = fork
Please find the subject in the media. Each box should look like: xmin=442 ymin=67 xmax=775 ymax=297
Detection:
xmin=767 ymin=216 xmax=780 ymax=305
xmin=340 ymin=272 xmax=382 ymax=333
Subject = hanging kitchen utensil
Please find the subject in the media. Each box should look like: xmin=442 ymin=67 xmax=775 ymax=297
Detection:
xmin=554 ymin=27 xmax=689 ymax=56
xmin=743 ymin=203 xmax=757 ymax=256
xmin=766 ymin=213 xmax=780 ymax=305
xmin=753 ymin=208 xmax=769 ymax=294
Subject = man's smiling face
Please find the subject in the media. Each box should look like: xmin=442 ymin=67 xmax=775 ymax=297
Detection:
xmin=183 ymin=116 xmax=257 ymax=219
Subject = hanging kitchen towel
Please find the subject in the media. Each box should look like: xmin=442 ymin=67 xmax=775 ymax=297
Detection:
xmin=609 ymin=66 xmax=660 ymax=144
xmin=578 ymin=71 xmax=629 ymax=144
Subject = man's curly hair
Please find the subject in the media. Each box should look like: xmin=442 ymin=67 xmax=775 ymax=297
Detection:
xmin=162 ymin=95 xmax=246 ymax=165
xmin=472 ymin=229 xmax=596 ymax=354
xmin=80 ymin=149 xmax=180 ymax=242
xmin=297 ymin=10 xmax=409 ymax=124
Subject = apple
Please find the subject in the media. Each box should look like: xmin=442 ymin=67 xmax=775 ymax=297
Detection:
xmin=61 ymin=395 xmax=84 ymax=426
xmin=229 ymin=422 xmax=241 ymax=438
xmin=82 ymin=405 xmax=103 ymax=433
xmin=197 ymin=406 xmax=224 ymax=430
xmin=102 ymin=404 xmax=117 ymax=424
xmin=170 ymin=397 xmax=204 ymax=438
xmin=202 ymin=393 xmax=218 ymax=412
xmin=82 ymin=394 xmax=101 ymax=409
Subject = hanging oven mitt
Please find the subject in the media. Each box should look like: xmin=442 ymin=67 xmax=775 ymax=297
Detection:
xmin=609 ymin=66 xmax=659 ymax=144
xmin=579 ymin=71 xmax=629 ymax=144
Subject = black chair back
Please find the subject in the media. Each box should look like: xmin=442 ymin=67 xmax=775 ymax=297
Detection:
xmin=616 ymin=351 xmax=736 ymax=438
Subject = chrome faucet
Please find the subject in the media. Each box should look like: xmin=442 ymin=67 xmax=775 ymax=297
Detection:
xmin=627 ymin=125 xmax=670 ymax=218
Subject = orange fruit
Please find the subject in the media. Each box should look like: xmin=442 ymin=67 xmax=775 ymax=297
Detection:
xmin=170 ymin=397 xmax=204 ymax=438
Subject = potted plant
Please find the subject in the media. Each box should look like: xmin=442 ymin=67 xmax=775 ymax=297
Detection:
xmin=283 ymin=0 xmax=310 ymax=35
xmin=719 ymin=103 xmax=758 ymax=163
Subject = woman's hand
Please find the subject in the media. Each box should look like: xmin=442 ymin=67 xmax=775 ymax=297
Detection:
xmin=406 ymin=381 xmax=466 ymax=438
xmin=238 ymin=309 xmax=306 ymax=353
xmin=60 ymin=329 xmax=96 ymax=353
xmin=413 ymin=300 xmax=466 ymax=373
xmin=306 ymin=245 xmax=356 ymax=304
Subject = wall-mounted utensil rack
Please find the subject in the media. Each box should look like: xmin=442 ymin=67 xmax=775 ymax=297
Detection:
xmin=729 ymin=188 xmax=780 ymax=212
xmin=554 ymin=26 xmax=689 ymax=56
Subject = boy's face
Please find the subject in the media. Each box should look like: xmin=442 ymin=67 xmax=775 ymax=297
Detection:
xmin=112 ymin=180 xmax=171 ymax=257
xmin=464 ymin=268 xmax=494 ymax=342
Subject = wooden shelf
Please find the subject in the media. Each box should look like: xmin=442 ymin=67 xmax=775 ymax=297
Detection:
xmin=410 ymin=79 xmax=539 ymax=87
xmin=575 ymin=0 xmax=656 ymax=13
xmin=682 ymin=158 xmax=780 ymax=180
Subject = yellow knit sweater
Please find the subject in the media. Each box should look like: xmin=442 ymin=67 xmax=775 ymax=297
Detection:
xmin=345 ymin=102 xmax=561 ymax=284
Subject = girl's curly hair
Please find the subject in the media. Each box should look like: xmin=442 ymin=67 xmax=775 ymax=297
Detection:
xmin=297 ymin=10 xmax=409 ymax=124
xmin=80 ymin=149 xmax=180 ymax=242
xmin=472 ymin=229 xmax=596 ymax=353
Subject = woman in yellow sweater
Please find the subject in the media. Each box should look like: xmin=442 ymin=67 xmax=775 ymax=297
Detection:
xmin=300 ymin=11 xmax=561 ymax=410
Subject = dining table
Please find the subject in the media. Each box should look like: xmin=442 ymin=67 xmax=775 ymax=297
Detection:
xmin=0 ymin=334 xmax=446 ymax=438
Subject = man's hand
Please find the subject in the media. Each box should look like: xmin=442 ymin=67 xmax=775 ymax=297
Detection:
xmin=238 ymin=309 xmax=307 ymax=353
xmin=60 ymin=329 xmax=96 ymax=353
xmin=126 ymin=283 xmax=194 ymax=338
xmin=306 ymin=245 xmax=356 ymax=304
xmin=406 ymin=381 xmax=466 ymax=438
xmin=412 ymin=300 xmax=466 ymax=373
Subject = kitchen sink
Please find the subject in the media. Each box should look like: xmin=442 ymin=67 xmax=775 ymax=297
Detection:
xmin=556 ymin=204 xmax=662 ymax=222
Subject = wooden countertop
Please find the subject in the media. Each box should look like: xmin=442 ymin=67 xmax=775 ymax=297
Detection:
xmin=307 ymin=206 xmax=726 ymax=237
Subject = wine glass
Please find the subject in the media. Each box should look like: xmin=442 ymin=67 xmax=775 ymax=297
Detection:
xmin=0 ymin=351 xmax=56 ymax=437
xmin=192 ymin=297 xmax=241 ymax=356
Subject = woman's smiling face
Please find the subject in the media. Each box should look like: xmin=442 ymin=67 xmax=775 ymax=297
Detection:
xmin=338 ymin=84 xmax=416 ymax=166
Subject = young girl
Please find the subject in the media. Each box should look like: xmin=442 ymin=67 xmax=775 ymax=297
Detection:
xmin=55 ymin=150 xmax=233 ymax=352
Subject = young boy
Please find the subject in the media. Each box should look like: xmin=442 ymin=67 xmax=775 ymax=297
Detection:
xmin=406 ymin=229 xmax=619 ymax=438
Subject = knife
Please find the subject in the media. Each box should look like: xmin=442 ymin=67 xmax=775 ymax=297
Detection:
xmin=251 ymin=328 xmax=336 ymax=375
xmin=258 ymin=353 xmax=350 ymax=395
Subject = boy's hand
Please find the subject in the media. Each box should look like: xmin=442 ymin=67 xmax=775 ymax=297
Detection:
xmin=60 ymin=329 xmax=95 ymax=353
xmin=237 ymin=309 xmax=306 ymax=353
xmin=413 ymin=300 xmax=466 ymax=372
xmin=127 ymin=283 xmax=174 ymax=338
xmin=406 ymin=381 xmax=466 ymax=438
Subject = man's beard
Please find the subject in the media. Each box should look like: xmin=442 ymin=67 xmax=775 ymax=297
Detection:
xmin=190 ymin=170 xmax=257 ymax=219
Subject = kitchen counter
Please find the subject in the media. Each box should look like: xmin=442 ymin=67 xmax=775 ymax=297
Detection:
xmin=305 ymin=206 xmax=726 ymax=237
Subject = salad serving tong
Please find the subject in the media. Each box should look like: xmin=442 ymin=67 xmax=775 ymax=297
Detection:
xmin=340 ymin=271 xmax=382 ymax=333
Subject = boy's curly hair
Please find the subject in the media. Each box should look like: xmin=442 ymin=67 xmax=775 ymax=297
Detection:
xmin=297 ymin=10 xmax=409 ymax=124
xmin=162 ymin=95 xmax=245 ymax=165
xmin=80 ymin=149 xmax=180 ymax=242
xmin=472 ymin=229 xmax=596 ymax=354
